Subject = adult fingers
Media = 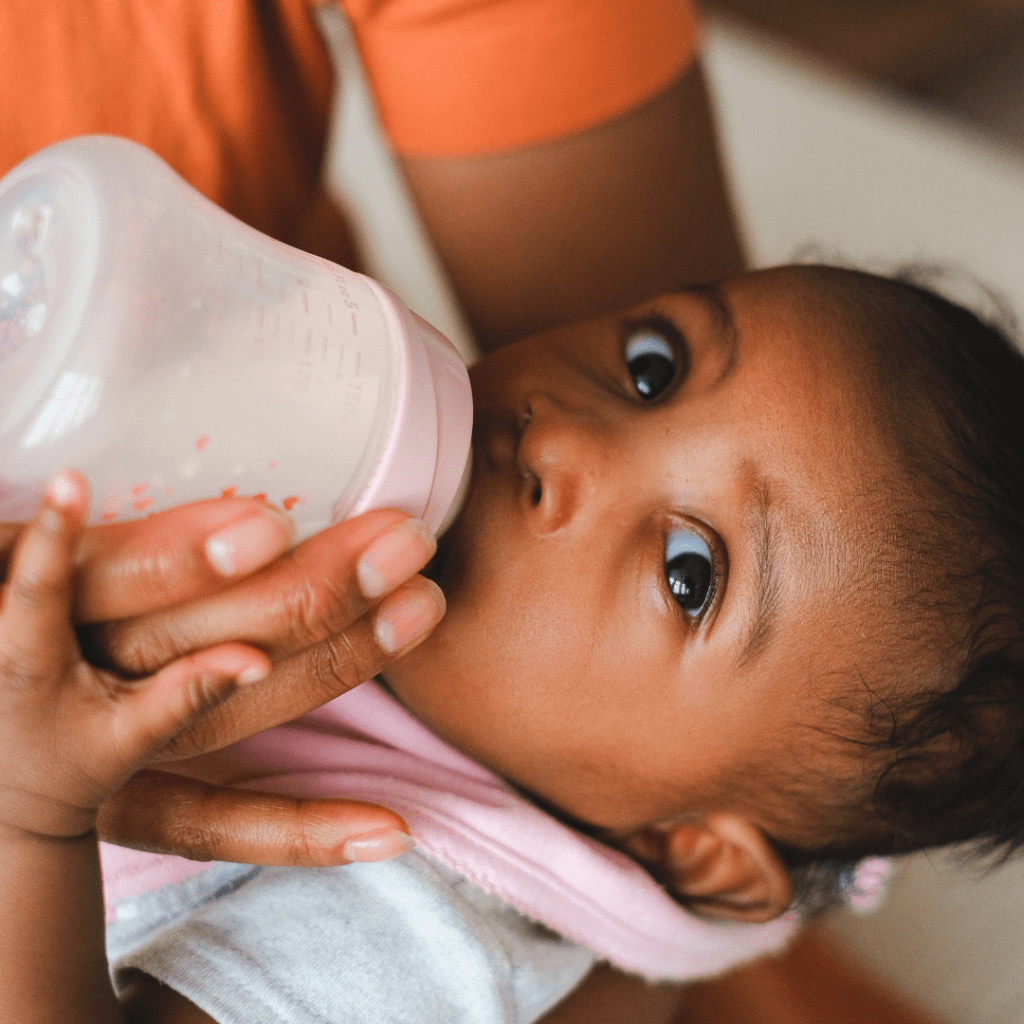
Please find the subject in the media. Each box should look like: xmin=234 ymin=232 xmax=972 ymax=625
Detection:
xmin=71 ymin=498 xmax=297 ymax=622
xmin=2 ymin=497 xmax=295 ymax=619
xmin=147 ymin=574 xmax=445 ymax=760
xmin=111 ymin=643 xmax=272 ymax=771
xmin=91 ymin=512 xmax=437 ymax=676
xmin=98 ymin=770 xmax=414 ymax=866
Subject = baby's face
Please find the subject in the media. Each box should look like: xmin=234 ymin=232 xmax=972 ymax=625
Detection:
xmin=383 ymin=267 xmax=902 ymax=841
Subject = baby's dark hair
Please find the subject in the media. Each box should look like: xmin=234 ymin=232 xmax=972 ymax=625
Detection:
xmin=768 ymin=265 xmax=1024 ymax=916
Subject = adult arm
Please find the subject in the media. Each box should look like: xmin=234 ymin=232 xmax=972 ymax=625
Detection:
xmin=4 ymin=0 xmax=743 ymax=923
xmin=400 ymin=62 xmax=744 ymax=349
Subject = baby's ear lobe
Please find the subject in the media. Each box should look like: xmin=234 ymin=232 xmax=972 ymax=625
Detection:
xmin=621 ymin=814 xmax=794 ymax=923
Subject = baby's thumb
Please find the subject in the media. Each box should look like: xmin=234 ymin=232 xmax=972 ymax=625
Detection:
xmin=120 ymin=644 xmax=270 ymax=762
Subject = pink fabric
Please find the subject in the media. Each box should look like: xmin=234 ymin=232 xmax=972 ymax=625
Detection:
xmin=101 ymin=682 xmax=799 ymax=981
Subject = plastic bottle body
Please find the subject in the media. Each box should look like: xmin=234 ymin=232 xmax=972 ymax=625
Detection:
xmin=0 ymin=137 xmax=472 ymax=538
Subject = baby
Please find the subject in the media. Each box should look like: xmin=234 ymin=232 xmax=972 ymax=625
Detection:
xmin=2 ymin=263 xmax=1023 ymax=1023
xmin=388 ymin=262 xmax=1024 ymax=910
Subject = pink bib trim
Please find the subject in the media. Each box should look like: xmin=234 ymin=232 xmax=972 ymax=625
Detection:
xmin=102 ymin=682 xmax=798 ymax=981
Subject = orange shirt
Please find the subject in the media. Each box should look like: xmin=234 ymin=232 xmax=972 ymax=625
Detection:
xmin=0 ymin=0 xmax=698 ymax=245
xmin=347 ymin=0 xmax=700 ymax=155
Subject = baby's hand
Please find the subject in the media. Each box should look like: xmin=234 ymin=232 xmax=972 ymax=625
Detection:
xmin=0 ymin=471 xmax=270 ymax=841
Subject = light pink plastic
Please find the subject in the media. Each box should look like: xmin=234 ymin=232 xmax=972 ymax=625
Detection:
xmin=0 ymin=136 xmax=472 ymax=538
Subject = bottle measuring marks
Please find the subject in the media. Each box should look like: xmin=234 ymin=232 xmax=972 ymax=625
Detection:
xmin=92 ymin=228 xmax=398 ymax=532
xmin=0 ymin=137 xmax=471 ymax=540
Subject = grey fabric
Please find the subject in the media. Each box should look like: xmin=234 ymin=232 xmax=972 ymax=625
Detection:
xmin=107 ymin=854 xmax=596 ymax=1023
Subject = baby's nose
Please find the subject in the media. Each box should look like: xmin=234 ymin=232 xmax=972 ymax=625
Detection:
xmin=518 ymin=393 xmax=609 ymax=534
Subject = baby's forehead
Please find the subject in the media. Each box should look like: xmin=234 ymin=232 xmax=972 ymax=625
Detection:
xmin=720 ymin=470 xmax=919 ymax=717
xmin=723 ymin=265 xmax=897 ymax=368
xmin=726 ymin=263 xmax=881 ymax=309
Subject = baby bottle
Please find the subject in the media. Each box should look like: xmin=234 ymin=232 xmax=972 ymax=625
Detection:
xmin=0 ymin=136 xmax=472 ymax=540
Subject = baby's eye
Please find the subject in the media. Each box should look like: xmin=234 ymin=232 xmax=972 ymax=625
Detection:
xmin=665 ymin=529 xmax=714 ymax=617
xmin=623 ymin=319 xmax=681 ymax=401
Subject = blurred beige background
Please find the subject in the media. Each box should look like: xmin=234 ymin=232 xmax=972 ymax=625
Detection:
xmin=708 ymin=0 xmax=1024 ymax=148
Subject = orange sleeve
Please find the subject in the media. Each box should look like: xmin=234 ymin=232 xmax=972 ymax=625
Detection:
xmin=0 ymin=0 xmax=333 ymax=248
xmin=343 ymin=0 xmax=701 ymax=156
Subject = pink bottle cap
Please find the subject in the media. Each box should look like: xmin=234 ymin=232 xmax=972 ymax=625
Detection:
xmin=346 ymin=278 xmax=473 ymax=536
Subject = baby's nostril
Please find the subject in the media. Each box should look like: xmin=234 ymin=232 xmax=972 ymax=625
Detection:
xmin=531 ymin=480 xmax=542 ymax=506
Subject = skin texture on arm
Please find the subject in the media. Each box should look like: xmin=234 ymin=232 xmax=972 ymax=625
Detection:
xmin=400 ymin=62 xmax=745 ymax=350
xmin=1 ymin=831 xmax=125 ymax=1023
xmin=680 ymin=930 xmax=943 ymax=1024
xmin=540 ymin=965 xmax=686 ymax=1024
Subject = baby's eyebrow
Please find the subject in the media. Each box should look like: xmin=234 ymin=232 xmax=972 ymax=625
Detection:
xmin=738 ymin=479 xmax=782 ymax=667
xmin=687 ymin=283 xmax=739 ymax=383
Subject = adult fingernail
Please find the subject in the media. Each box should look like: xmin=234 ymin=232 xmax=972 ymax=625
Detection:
xmin=205 ymin=508 xmax=295 ymax=577
xmin=40 ymin=470 xmax=83 ymax=531
xmin=374 ymin=582 xmax=445 ymax=655
xmin=357 ymin=519 xmax=436 ymax=600
xmin=46 ymin=469 xmax=79 ymax=507
xmin=342 ymin=828 xmax=417 ymax=863
xmin=237 ymin=662 xmax=271 ymax=686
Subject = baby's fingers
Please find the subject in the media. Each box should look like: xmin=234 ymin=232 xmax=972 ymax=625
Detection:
xmin=0 ymin=471 xmax=88 ymax=655
xmin=118 ymin=644 xmax=271 ymax=763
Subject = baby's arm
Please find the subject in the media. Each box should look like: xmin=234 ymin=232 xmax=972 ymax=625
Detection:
xmin=0 ymin=472 xmax=268 ymax=1023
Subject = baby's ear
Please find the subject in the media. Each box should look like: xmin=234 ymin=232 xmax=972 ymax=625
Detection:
xmin=618 ymin=814 xmax=793 ymax=923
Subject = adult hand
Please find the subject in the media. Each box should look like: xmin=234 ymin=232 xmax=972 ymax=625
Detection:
xmin=82 ymin=499 xmax=445 ymax=756
xmin=1 ymin=495 xmax=445 ymax=864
